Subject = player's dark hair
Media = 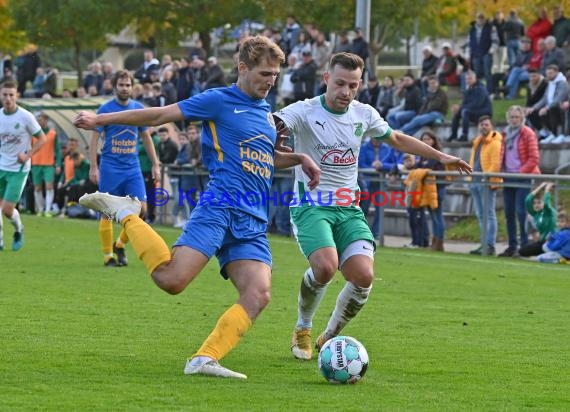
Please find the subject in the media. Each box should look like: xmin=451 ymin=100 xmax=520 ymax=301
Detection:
xmin=157 ymin=127 xmax=169 ymax=133
xmin=328 ymin=53 xmax=364 ymax=72
xmin=478 ymin=115 xmax=492 ymax=124
xmin=112 ymin=70 xmax=134 ymax=89
xmin=238 ymin=35 xmax=285 ymax=69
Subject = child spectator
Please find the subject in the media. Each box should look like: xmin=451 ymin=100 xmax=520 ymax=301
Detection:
xmin=520 ymin=182 xmax=558 ymax=257
xmin=390 ymin=154 xmax=431 ymax=248
xmin=537 ymin=211 xmax=570 ymax=263
xmin=417 ymin=130 xmax=446 ymax=251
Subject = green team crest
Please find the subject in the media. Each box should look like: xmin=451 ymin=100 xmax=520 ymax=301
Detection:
xmin=15 ymin=122 xmax=20 ymax=129
xmin=354 ymin=122 xmax=363 ymax=137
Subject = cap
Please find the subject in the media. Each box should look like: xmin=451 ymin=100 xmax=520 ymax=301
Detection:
xmin=302 ymin=50 xmax=312 ymax=55
xmin=354 ymin=27 xmax=362 ymax=32
xmin=441 ymin=42 xmax=452 ymax=49
xmin=207 ymin=56 xmax=217 ymax=63
xmin=422 ymin=45 xmax=433 ymax=53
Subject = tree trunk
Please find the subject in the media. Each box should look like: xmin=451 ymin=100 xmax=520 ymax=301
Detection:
xmin=74 ymin=39 xmax=82 ymax=89
xmin=369 ymin=23 xmax=386 ymax=77
xmin=199 ymin=31 xmax=211 ymax=57
xmin=405 ymin=37 xmax=411 ymax=66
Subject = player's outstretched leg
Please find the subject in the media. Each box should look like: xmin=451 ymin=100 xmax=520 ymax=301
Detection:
xmin=80 ymin=192 xmax=170 ymax=273
xmin=316 ymin=281 xmax=372 ymax=352
xmin=291 ymin=268 xmax=329 ymax=360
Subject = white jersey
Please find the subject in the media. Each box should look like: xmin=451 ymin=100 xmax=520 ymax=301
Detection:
xmin=276 ymin=95 xmax=392 ymax=207
xmin=0 ymin=106 xmax=41 ymax=172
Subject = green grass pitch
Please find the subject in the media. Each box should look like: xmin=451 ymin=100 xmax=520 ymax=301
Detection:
xmin=1 ymin=216 xmax=569 ymax=411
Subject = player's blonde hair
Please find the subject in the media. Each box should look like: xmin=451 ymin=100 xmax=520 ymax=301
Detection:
xmin=239 ymin=36 xmax=285 ymax=69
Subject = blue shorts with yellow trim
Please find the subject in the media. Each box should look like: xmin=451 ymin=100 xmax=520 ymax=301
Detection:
xmin=99 ymin=167 xmax=146 ymax=201
xmin=173 ymin=203 xmax=272 ymax=278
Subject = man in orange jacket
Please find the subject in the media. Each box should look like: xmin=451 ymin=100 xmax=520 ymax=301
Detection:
xmin=468 ymin=115 xmax=503 ymax=256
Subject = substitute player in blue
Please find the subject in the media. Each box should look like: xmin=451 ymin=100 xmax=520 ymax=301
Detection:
xmin=88 ymin=70 xmax=160 ymax=267
xmin=74 ymin=36 xmax=320 ymax=379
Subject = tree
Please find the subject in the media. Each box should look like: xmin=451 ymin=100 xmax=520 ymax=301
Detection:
xmin=262 ymin=0 xmax=354 ymax=33
xmin=125 ymin=0 xmax=267 ymax=55
xmin=10 ymin=0 xmax=128 ymax=87
xmin=0 ymin=0 xmax=28 ymax=54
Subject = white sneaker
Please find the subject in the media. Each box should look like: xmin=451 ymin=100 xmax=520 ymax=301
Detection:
xmin=538 ymin=128 xmax=550 ymax=139
xmin=79 ymin=192 xmax=141 ymax=223
xmin=551 ymin=134 xmax=567 ymax=144
xmin=540 ymin=134 xmax=557 ymax=144
xmin=184 ymin=359 xmax=247 ymax=379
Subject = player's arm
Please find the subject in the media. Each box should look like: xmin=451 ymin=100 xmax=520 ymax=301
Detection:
xmin=74 ymin=104 xmax=184 ymax=130
xmin=384 ymin=130 xmax=472 ymax=174
xmin=274 ymin=151 xmax=321 ymax=190
xmin=89 ymin=131 xmax=101 ymax=184
xmin=140 ymin=130 xmax=161 ymax=183
xmin=272 ymin=114 xmax=293 ymax=152
xmin=18 ymin=130 xmax=46 ymax=164
xmin=29 ymin=130 xmax=46 ymax=157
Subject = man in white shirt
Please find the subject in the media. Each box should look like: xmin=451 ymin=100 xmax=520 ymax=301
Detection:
xmin=0 ymin=80 xmax=46 ymax=250
xmin=274 ymin=52 xmax=472 ymax=360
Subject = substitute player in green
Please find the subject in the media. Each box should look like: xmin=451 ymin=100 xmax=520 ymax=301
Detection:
xmin=0 ymin=80 xmax=46 ymax=251
xmin=274 ymin=53 xmax=472 ymax=360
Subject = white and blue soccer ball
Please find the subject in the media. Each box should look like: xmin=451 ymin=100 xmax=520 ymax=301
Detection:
xmin=318 ymin=336 xmax=369 ymax=384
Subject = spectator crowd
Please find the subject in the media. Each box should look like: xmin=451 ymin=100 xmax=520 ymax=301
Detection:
xmin=3 ymin=9 xmax=569 ymax=263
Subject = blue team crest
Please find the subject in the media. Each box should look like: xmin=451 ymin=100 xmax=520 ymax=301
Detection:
xmin=267 ymin=112 xmax=276 ymax=129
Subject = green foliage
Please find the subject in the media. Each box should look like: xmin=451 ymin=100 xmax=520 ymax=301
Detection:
xmin=1 ymin=216 xmax=570 ymax=410
xmin=0 ymin=0 xmax=27 ymax=53
xmin=9 ymin=0 xmax=130 ymax=86
xmin=10 ymin=0 xmax=125 ymax=50
xmin=263 ymin=0 xmax=354 ymax=32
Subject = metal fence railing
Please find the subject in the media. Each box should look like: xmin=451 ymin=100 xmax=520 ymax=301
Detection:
xmin=359 ymin=169 xmax=570 ymax=254
xmin=160 ymin=165 xmax=570 ymax=256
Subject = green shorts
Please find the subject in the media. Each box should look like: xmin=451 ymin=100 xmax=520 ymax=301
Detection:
xmin=290 ymin=206 xmax=374 ymax=258
xmin=0 ymin=170 xmax=29 ymax=203
xmin=31 ymin=165 xmax=56 ymax=185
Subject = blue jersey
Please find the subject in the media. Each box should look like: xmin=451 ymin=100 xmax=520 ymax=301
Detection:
xmin=177 ymin=85 xmax=276 ymax=221
xmin=96 ymin=99 xmax=148 ymax=170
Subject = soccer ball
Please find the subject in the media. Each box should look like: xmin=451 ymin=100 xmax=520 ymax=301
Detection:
xmin=318 ymin=336 xmax=369 ymax=384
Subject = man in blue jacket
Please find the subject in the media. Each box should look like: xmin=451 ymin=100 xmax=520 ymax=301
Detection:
xmin=469 ymin=12 xmax=499 ymax=94
xmin=447 ymin=70 xmax=493 ymax=141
